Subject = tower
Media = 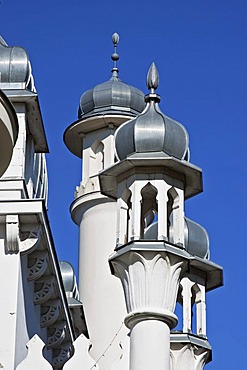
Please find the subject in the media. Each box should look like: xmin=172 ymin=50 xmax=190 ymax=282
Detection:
xmin=64 ymin=33 xmax=145 ymax=368
xmin=100 ymin=63 xmax=223 ymax=370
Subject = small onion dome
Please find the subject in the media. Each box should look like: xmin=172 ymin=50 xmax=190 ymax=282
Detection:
xmin=78 ymin=32 xmax=145 ymax=119
xmin=78 ymin=76 xmax=145 ymax=119
xmin=144 ymin=217 xmax=209 ymax=260
xmin=184 ymin=217 xmax=210 ymax=259
xmin=115 ymin=62 xmax=189 ymax=161
xmin=0 ymin=36 xmax=34 ymax=90
xmin=59 ymin=261 xmax=79 ymax=300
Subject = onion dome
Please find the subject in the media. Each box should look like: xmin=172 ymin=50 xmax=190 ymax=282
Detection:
xmin=184 ymin=217 xmax=209 ymax=259
xmin=78 ymin=33 xmax=145 ymax=119
xmin=144 ymin=217 xmax=209 ymax=260
xmin=0 ymin=36 xmax=34 ymax=90
xmin=115 ymin=63 xmax=189 ymax=161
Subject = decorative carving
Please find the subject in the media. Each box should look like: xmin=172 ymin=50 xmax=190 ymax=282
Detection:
xmin=20 ymin=226 xmax=42 ymax=255
xmin=27 ymin=251 xmax=48 ymax=281
xmin=63 ymin=334 xmax=99 ymax=370
xmin=170 ymin=342 xmax=211 ymax=370
xmin=52 ymin=343 xmax=72 ymax=369
xmin=111 ymin=250 xmax=184 ymax=329
xmin=41 ymin=299 xmax=61 ymax=328
xmin=16 ymin=334 xmax=52 ymax=370
xmin=47 ymin=322 xmax=66 ymax=349
xmin=5 ymin=215 xmax=19 ymax=253
xmin=34 ymin=276 xmax=55 ymax=305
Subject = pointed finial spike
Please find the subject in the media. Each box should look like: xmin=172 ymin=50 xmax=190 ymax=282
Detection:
xmin=147 ymin=62 xmax=159 ymax=92
xmin=112 ymin=32 xmax=120 ymax=46
xmin=111 ymin=33 xmax=120 ymax=79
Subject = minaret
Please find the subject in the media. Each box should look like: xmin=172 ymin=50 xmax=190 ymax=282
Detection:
xmin=99 ymin=63 xmax=223 ymax=370
xmin=64 ymin=34 xmax=145 ymax=368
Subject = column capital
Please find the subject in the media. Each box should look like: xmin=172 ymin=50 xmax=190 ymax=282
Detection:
xmin=110 ymin=245 xmax=186 ymax=329
xmin=170 ymin=333 xmax=212 ymax=370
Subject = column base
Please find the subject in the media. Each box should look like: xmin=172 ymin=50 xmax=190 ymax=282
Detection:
xmin=125 ymin=309 xmax=178 ymax=330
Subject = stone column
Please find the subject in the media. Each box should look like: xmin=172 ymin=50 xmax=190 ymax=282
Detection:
xmin=110 ymin=245 xmax=185 ymax=370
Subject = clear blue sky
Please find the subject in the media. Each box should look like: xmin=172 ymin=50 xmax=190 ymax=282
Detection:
xmin=2 ymin=1 xmax=247 ymax=368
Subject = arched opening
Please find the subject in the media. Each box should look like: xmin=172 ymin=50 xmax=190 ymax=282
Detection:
xmin=193 ymin=283 xmax=206 ymax=336
xmin=140 ymin=183 xmax=158 ymax=239
xmin=117 ymin=188 xmax=132 ymax=246
xmin=167 ymin=187 xmax=180 ymax=245
xmin=89 ymin=140 xmax=104 ymax=175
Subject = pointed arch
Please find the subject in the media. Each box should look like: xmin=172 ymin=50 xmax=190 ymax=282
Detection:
xmin=167 ymin=187 xmax=180 ymax=244
xmin=140 ymin=183 xmax=158 ymax=239
xmin=89 ymin=139 xmax=104 ymax=175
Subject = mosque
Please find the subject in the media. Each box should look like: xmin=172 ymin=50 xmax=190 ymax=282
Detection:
xmin=0 ymin=33 xmax=222 ymax=369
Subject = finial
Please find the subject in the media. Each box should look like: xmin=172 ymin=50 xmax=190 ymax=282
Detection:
xmin=147 ymin=62 xmax=159 ymax=93
xmin=111 ymin=32 xmax=120 ymax=79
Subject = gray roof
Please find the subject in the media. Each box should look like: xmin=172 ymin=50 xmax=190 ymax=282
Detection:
xmin=144 ymin=217 xmax=210 ymax=260
xmin=78 ymin=32 xmax=145 ymax=119
xmin=78 ymin=75 xmax=145 ymax=119
xmin=115 ymin=63 xmax=189 ymax=161
xmin=184 ymin=217 xmax=210 ymax=259
xmin=0 ymin=36 xmax=34 ymax=89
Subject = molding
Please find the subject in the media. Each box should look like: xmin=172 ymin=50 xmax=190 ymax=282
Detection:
xmin=40 ymin=299 xmax=61 ymax=328
xmin=47 ymin=322 xmax=66 ymax=349
xmin=20 ymin=226 xmax=42 ymax=255
xmin=5 ymin=215 xmax=19 ymax=253
xmin=27 ymin=251 xmax=48 ymax=281
xmin=16 ymin=334 xmax=52 ymax=370
xmin=34 ymin=275 xmax=55 ymax=305
xmin=52 ymin=342 xmax=72 ymax=369
xmin=63 ymin=334 xmax=99 ymax=370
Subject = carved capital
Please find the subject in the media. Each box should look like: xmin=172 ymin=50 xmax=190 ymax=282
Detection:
xmin=110 ymin=249 xmax=184 ymax=329
xmin=170 ymin=335 xmax=211 ymax=370
xmin=5 ymin=215 xmax=19 ymax=254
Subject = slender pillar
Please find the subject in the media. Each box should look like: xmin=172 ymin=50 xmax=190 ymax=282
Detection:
xmin=130 ymin=320 xmax=170 ymax=370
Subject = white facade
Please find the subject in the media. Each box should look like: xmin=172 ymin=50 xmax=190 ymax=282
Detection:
xmin=0 ymin=34 xmax=222 ymax=370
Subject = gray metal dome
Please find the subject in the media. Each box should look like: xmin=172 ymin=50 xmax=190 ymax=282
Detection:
xmin=115 ymin=63 xmax=189 ymax=161
xmin=78 ymin=33 xmax=145 ymax=119
xmin=78 ymin=75 xmax=145 ymax=119
xmin=144 ymin=217 xmax=209 ymax=260
xmin=184 ymin=217 xmax=209 ymax=259
xmin=0 ymin=36 xmax=34 ymax=90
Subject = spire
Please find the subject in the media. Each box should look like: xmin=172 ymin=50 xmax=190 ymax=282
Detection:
xmin=145 ymin=62 xmax=160 ymax=103
xmin=111 ymin=32 xmax=120 ymax=80
xmin=147 ymin=62 xmax=159 ymax=92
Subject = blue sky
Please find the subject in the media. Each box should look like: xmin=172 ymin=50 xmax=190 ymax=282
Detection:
xmin=2 ymin=1 xmax=247 ymax=368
